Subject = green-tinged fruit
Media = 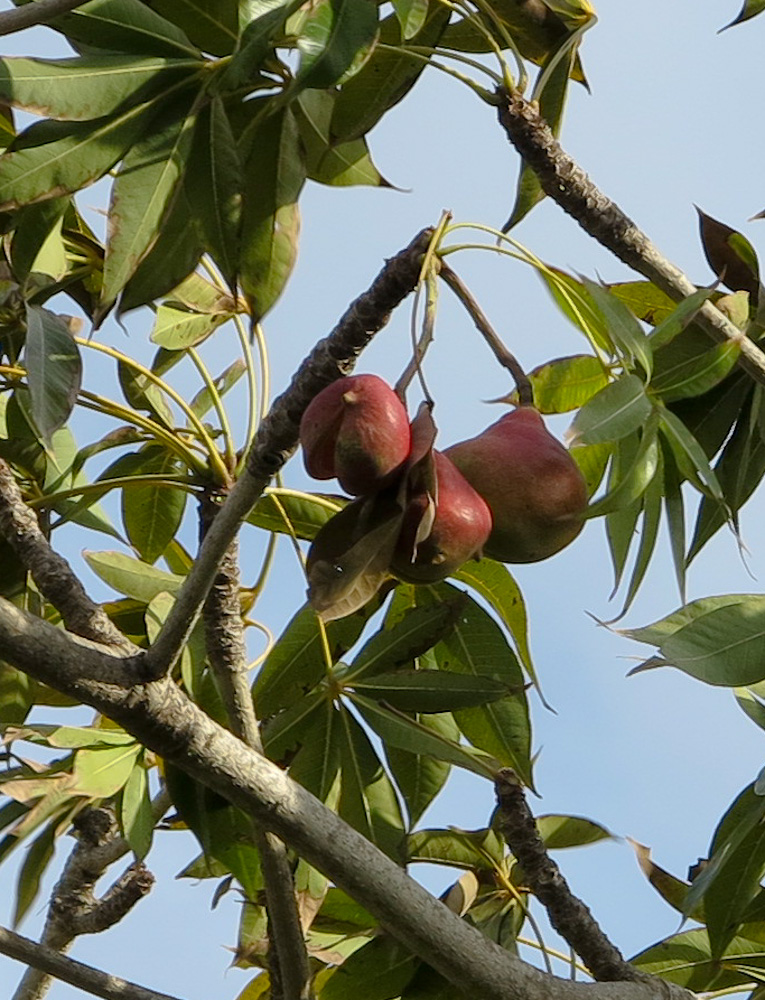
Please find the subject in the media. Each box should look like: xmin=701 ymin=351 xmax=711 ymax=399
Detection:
xmin=299 ymin=374 xmax=411 ymax=495
xmin=444 ymin=406 xmax=587 ymax=563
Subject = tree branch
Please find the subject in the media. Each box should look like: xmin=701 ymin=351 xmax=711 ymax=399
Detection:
xmin=0 ymin=597 xmax=693 ymax=1000
xmin=12 ymin=802 xmax=166 ymax=1000
xmin=496 ymin=89 xmax=765 ymax=386
xmin=0 ymin=458 xmax=135 ymax=652
xmin=0 ymin=0 xmax=93 ymax=37
xmin=142 ymin=227 xmax=433 ymax=680
xmin=0 ymin=925 xmax=187 ymax=1000
xmin=199 ymin=494 xmax=313 ymax=1000
xmin=495 ymin=770 xmax=645 ymax=983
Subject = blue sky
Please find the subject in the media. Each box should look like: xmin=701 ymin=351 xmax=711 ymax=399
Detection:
xmin=2 ymin=2 xmax=765 ymax=997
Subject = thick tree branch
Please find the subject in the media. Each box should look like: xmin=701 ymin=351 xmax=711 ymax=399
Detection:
xmin=0 ymin=459 xmax=135 ymax=651
xmin=496 ymin=90 xmax=765 ymax=386
xmin=496 ymin=770 xmax=645 ymax=983
xmin=0 ymin=1 xmax=93 ymax=39
xmin=0 ymin=597 xmax=693 ymax=1000
xmin=142 ymin=227 xmax=433 ymax=679
xmin=0 ymin=925 xmax=187 ymax=1000
xmin=199 ymin=495 xmax=313 ymax=1000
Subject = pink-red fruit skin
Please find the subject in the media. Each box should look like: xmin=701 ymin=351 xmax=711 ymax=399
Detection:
xmin=392 ymin=451 xmax=492 ymax=583
xmin=300 ymin=375 xmax=411 ymax=495
xmin=444 ymin=407 xmax=587 ymax=564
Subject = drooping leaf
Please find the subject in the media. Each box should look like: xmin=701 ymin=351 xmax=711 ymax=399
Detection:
xmin=297 ymin=0 xmax=379 ymax=90
xmin=120 ymin=758 xmax=154 ymax=859
xmin=9 ymin=197 xmax=69 ymax=283
xmin=189 ymin=358 xmax=245 ymax=419
xmin=651 ymin=332 xmax=740 ymax=403
xmin=353 ymin=670 xmax=509 ymax=712
xmin=120 ymin=445 xmax=187 ymax=564
xmin=538 ymin=265 xmax=612 ymax=353
xmin=185 ymin=97 xmax=243 ymax=291
xmin=71 ymin=742 xmax=142 ymax=797
xmin=659 ymin=406 xmax=725 ymax=503
xmin=0 ymin=55 xmax=201 ymax=122
xmin=630 ymin=839 xmax=701 ymax=919
xmin=330 ymin=4 xmax=450 ymax=143
xmin=567 ymin=374 xmax=653 ymax=447
xmin=583 ymin=278 xmax=653 ymax=378
xmin=24 ymin=305 xmax=82 ymax=444
xmin=587 ymin=415 xmax=660 ymax=518
xmin=42 ymin=0 xmax=201 ymax=58
xmin=335 ymin=707 xmax=405 ymax=858
xmin=321 ymin=934 xmax=418 ymax=1000
xmin=385 ymin=709 xmax=458 ymax=828
xmin=240 ymin=104 xmax=305 ymax=322
xmin=0 ymin=101 xmax=156 ymax=211
xmin=13 ymin=822 xmax=56 ymax=927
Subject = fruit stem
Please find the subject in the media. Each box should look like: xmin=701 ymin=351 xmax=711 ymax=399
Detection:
xmin=438 ymin=261 xmax=534 ymax=406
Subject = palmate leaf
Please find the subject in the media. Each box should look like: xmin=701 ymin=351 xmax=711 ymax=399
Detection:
xmin=631 ymin=928 xmax=765 ymax=992
xmin=385 ymin=709 xmax=457 ymax=828
xmin=102 ymin=98 xmax=198 ymax=311
xmin=142 ymin=0 xmax=239 ymax=56
xmin=583 ymin=278 xmax=652 ymax=378
xmin=0 ymin=55 xmax=202 ymax=122
xmin=34 ymin=0 xmax=201 ymax=58
xmin=521 ymin=353 xmax=609 ymax=413
xmin=352 ymin=670 xmax=509 ymax=712
xmin=588 ymin=414 xmax=660 ymax=519
xmin=321 ymin=934 xmax=418 ymax=1000
xmin=0 ymin=100 xmax=156 ymax=212
xmin=13 ymin=822 xmax=56 ymax=927
xmin=84 ymin=549 xmax=185 ymax=602
xmin=120 ymin=445 xmax=187 ymax=564
xmin=567 ymin=374 xmax=653 ymax=447
xmin=240 ymin=104 xmax=305 ymax=323
xmin=406 ymin=826 xmax=504 ymax=870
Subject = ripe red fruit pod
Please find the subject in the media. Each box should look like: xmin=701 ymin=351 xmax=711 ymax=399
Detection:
xmin=444 ymin=405 xmax=588 ymax=564
xmin=299 ymin=374 xmax=411 ymax=495
xmin=391 ymin=449 xmax=492 ymax=584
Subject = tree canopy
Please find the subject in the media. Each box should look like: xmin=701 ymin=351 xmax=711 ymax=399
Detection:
xmin=1 ymin=2 xmax=765 ymax=1000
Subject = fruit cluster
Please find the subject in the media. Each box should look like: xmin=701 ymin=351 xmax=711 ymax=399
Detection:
xmin=299 ymin=374 xmax=587 ymax=619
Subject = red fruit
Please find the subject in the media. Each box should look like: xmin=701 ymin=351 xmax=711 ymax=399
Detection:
xmin=391 ymin=450 xmax=492 ymax=583
xmin=299 ymin=375 xmax=411 ymax=495
xmin=444 ymin=406 xmax=587 ymax=563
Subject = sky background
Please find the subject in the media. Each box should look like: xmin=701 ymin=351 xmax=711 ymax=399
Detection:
xmin=2 ymin=1 xmax=765 ymax=997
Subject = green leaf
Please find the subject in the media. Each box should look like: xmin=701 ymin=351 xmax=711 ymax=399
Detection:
xmin=524 ymin=353 xmax=609 ymax=413
xmin=0 ymin=55 xmax=200 ymax=121
xmin=121 ymin=758 xmax=153 ymax=859
xmin=651 ymin=336 xmax=740 ymax=403
xmin=240 ymin=104 xmax=305 ymax=322
xmin=278 ymin=700 xmax=341 ymax=804
xmin=43 ymin=0 xmax=201 ymax=58
xmin=253 ymin=600 xmax=376 ymax=718
xmin=336 ymin=707 xmax=405 ymax=858
xmin=536 ymin=814 xmax=613 ymax=849
xmin=621 ymin=594 xmax=752 ymax=646
xmin=723 ymin=0 xmax=765 ymax=28
xmin=353 ymin=670 xmax=509 ymax=712
xmin=84 ymin=549 xmax=185 ymax=601
xmin=0 ymin=664 xmax=34 ymax=725
xmin=607 ymin=280 xmax=677 ymax=327
xmin=705 ymin=815 xmax=765 ymax=957
xmin=385 ymin=710 xmax=457 ymax=828
xmin=583 ymin=278 xmax=653 ymax=378
xmin=13 ymin=822 xmax=56 ymax=927
xmin=631 ymin=928 xmax=765 ymax=992
xmin=630 ymin=839 xmax=701 ymax=919
xmin=102 ymin=100 xmax=196 ymax=309
xmin=347 ymin=601 xmax=463 ymax=681
xmin=121 ymin=446 xmax=187 ymax=564
xmin=71 ymin=742 xmax=142 ymax=797
xmin=119 ymin=185 xmax=203 ymax=313
xmin=24 ymin=305 xmax=82 ymax=444
xmin=185 ymin=97 xmax=242 ymax=291
xmin=141 ymin=0 xmax=239 ymax=56
xmin=452 ymin=556 xmax=535 ymax=686
xmin=647 ymin=286 xmax=717 ymax=351
xmin=355 ymin=695 xmax=497 ymax=780
xmin=419 ymin=584 xmax=532 ymax=785
xmin=330 ymin=4 xmax=450 ymax=143
xmin=164 ymin=763 xmax=263 ymax=900
xmin=616 ymin=447 xmax=664 ymax=615
xmin=296 ymin=88 xmax=388 ymax=187
xmin=604 ymin=433 xmax=643 ymax=591
xmin=629 ymin=595 xmax=765 ymax=687
xmin=189 ymin=358 xmax=245 ymax=419
xmin=9 ymin=197 xmax=69 ymax=283
xmin=150 ymin=304 xmax=229 ymax=349
xmin=407 ymin=826 xmax=504 ymax=870
xmin=246 ymin=490 xmax=344 ymax=541
xmin=538 ymin=266 xmax=612 ymax=353
xmin=321 ymin=935 xmax=418 ymax=1000
xmin=698 ymin=207 xmax=761 ymax=299
xmin=297 ymin=0 xmax=379 ymax=89
xmin=392 ymin=0 xmax=428 ymax=38
xmin=0 ymin=100 xmax=155 ymax=211
xmin=659 ymin=406 xmax=725 ymax=502
xmin=587 ymin=417 xmax=660 ymax=518
xmin=567 ymin=374 xmax=653 ymax=447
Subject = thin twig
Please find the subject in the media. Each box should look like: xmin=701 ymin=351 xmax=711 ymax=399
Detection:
xmin=142 ymin=227 xmax=433 ymax=680
xmin=0 ymin=459 xmax=135 ymax=652
xmin=0 ymin=0 xmax=91 ymax=36
xmin=438 ymin=261 xmax=534 ymax=405
xmin=0 ymin=925 xmax=186 ymax=1000
xmin=495 ymin=769 xmax=647 ymax=983
xmin=496 ymin=89 xmax=765 ymax=387
xmin=199 ymin=494 xmax=313 ymax=1000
